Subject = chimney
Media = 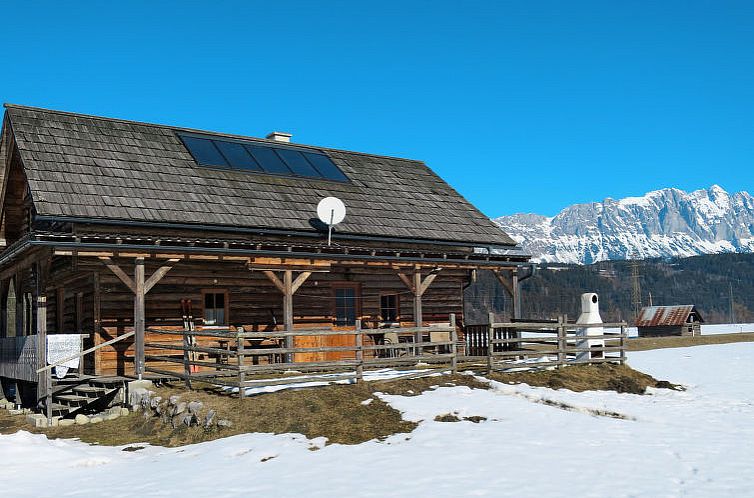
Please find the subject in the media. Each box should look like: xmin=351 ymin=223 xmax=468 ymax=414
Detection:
xmin=266 ymin=131 xmax=292 ymax=143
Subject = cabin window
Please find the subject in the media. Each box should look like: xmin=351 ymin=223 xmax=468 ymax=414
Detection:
xmin=380 ymin=294 xmax=399 ymax=323
xmin=202 ymin=291 xmax=228 ymax=326
xmin=333 ymin=284 xmax=360 ymax=326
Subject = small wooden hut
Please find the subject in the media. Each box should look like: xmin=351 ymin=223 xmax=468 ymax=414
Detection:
xmin=635 ymin=305 xmax=704 ymax=337
xmin=0 ymin=104 xmax=530 ymax=409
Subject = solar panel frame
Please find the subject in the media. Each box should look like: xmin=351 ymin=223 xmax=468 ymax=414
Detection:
xmin=178 ymin=132 xmax=349 ymax=183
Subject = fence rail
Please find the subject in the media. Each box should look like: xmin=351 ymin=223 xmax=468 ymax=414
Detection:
xmin=143 ymin=313 xmax=627 ymax=395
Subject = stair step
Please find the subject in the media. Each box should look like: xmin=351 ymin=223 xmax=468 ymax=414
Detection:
xmin=72 ymin=386 xmax=110 ymax=395
xmin=54 ymin=394 xmax=93 ymax=406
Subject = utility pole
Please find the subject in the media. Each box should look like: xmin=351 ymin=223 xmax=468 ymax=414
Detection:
xmin=648 ymin=291 xmax=653 ymax=307
xmin=631 ymin=260 xmax=642 ymax=319
xmin=729 ymin=282 xmax=735 ymax=324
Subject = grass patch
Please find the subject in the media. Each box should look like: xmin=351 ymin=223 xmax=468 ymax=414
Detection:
xmin=627 ymin=333 xmax=754 ymax=351
xmin=487 ymin=363 xmax=679 ymax=394
xmin=0 ymin=374 xmax=485 ymax=447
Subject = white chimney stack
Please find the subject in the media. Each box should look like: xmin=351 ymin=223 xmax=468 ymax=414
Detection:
xmin=575 ymin=293 xmax=604 ymax=360
xmin=266 ymin=131 xmax=292 ymax=143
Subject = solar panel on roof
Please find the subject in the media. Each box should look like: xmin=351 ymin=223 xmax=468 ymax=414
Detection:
xmin=178 ymin=133 xmax=348 ymax=182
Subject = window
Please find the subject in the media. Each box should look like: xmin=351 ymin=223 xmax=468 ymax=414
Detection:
xmin=179 ymin=133 xmax=349 ymax=182
xmin=333 ymin=285 xmax=359 ymax=326
xmin=380 ymin=294 xmax=399 ymax=323
xmin=203 ymin=291 xmax=227 ymax=326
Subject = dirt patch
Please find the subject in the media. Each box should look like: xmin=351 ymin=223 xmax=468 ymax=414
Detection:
xmin=627 ymin=333 xmax=754 ymax=351
xmin=487 ymin=363 xmax=681 ymax=394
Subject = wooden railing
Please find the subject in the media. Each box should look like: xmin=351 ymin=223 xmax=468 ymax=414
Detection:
xmin=143 ymin=313 xmax=627 ymax=395
xmin=481 ymin=315 xmax=627 ymax=371
xmin=144 ymin=315 xmax=459 ymax=396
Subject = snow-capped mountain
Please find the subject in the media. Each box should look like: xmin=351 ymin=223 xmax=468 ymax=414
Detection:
xmin=494 ymin=185 xmax=754 ymax=264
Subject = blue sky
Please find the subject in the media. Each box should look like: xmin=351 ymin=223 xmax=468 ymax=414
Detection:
xmin=2 ymin=1 xmax=753 ymax=217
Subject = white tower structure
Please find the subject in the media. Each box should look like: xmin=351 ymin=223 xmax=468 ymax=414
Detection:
xmin=575 ymin=293 xmax=604 ymax=360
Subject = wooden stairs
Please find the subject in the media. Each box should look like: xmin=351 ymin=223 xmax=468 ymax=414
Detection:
xmin=45 ymin=376 xmax=129 ymax=418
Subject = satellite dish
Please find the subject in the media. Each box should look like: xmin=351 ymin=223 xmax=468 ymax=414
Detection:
xmin=316 ymin=197 xmax=346 ymax=245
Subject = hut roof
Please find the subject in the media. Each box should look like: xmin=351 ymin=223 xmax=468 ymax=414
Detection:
xmin=635 ymin=305 xmax=704 ymax=327
xmin=2 ymin=104 xmax=517 ymax=247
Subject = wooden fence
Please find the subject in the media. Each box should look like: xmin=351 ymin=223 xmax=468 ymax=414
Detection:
xmin=480 ymin=314 xmax=627 ymax=371
xmin=144 ymin=316 xmax=459 ymax=397
xmin=142 ymin=313 xmax=627 ymax=395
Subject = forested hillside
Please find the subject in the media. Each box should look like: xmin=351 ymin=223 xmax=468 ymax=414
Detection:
xmin=516 ymin=253 xmax=754 ymax=324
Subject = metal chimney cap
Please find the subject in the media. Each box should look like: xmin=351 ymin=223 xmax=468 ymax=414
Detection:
xmin=266 ymin=131 xmax=292 ymax=142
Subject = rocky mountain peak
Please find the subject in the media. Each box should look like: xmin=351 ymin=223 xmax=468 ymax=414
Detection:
xmin=494 ymin=185 xmax=754 ymax=264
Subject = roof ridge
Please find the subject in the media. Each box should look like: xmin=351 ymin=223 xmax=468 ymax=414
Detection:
xmin=3 ymin=103 xmax=424 ymax=163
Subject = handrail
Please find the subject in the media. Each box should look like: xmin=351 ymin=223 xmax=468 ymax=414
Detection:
xmin=36 ymin=331 xmax=136 ymax=374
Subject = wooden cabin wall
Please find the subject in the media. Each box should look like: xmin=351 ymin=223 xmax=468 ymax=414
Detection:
xmin=48 ymin=257 xmax=469 ymax=376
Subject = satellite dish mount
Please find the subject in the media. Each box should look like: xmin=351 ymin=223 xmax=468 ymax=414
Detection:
xmin=317 ymin=197 xmax=346 ymax=246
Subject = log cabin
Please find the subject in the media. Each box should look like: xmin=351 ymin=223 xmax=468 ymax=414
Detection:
xmin=635 ymin=305 xmax=704 ymax=337
xmin=0 ymin=104 xmax=530 ymax=409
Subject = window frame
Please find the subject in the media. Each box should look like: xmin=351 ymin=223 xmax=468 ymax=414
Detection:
xmin=201 ymin=289 xmax=230 ymax=327
xmin=331 ymin=282 xmax=361 ymax=328
xmin=379 ymin=292 xmax=400 ymax=324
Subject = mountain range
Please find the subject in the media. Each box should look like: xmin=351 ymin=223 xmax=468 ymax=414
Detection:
xmin=494 ymin=185 xmax=754 ymax=264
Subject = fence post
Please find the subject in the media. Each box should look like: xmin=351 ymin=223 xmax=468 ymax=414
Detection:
xmin=355 ymin=319 xmax=364 ymax=383
xmin=182 ymin=331 xmax=192 ymax=390
xmin=620 ymin=323 xmax=626 ymax=365
xmin=557 ymin=315 xmax=566 ymax=368
xmin=487 ymin=312 xmax=495 ymax=373
xmin=238 ymin=331 xmax=246 ymax=399
xmin=450 ymin=313 xmax=457 ymax=374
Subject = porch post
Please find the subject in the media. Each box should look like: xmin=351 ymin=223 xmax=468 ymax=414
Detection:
xmin=512 ymin=269 xmax=521 ymax=320
xmin=134 ymin=258 xmax=145 ymax=378
xmin=283 ymin=270 xmax=294 ymax=362
xmin=36 ymin=295 xmax=51 ymax=420
xmin=413 ymin=269 xmax=423 ymax=346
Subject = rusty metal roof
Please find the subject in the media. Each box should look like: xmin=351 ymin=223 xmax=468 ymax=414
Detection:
xmin=635 ymin=305 xmax=704 ymax=327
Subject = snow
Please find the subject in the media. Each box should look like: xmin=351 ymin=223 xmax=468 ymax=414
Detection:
xmin=3 ymin=343 xmax=754 ymax=497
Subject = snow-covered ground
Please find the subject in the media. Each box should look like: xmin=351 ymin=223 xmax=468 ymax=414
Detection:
xmin=3 ymin=343 xmax=754 ymax=497
xmin=604 ymin=322 xmax=754 ymax=338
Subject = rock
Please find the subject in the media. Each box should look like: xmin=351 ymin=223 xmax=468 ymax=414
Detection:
xmin=75 ymin=414 xmax=90 ymax=425
xmin=150 ymin=396 xmax=162 ymax=409
xmin=169 ymin=395 xmax=181 ymax=406
xmin=182 ymin=414 xmax=196 ymax=427
xmin=90 ymin=416 xmax=104 ymax=424
xmin=120 ymin=407 xmax=130 ymax=416
xmin=204 ymin=409 xmax=216 ymax=428
xmin=8 ymin=409 xmax=23 ymax=416
xmin=188 ymin=401 xmax=203 ymax=415
xmin=105 ymin=413 xmax=120 ymax=421
xmin=59 ymin=418 xmax=75 ymax=427
xmin=217 ymin=419 xmax=232 ymax=428
xmin=173 ymin=401 xmax=187 ymax=417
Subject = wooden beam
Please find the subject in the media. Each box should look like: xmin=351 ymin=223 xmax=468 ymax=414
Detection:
xmin=413 ymin=270 xmax=423 ymax=327
xmin=144 ymin=258 xmax=180 ymax=294
xmin=99 ymin=257 xmax=135 ymax=292
xmin=262 ymin=270 xmax=286 ymax=294
xmin=494 ymin=270 xmax=515 ymax=297
xmin=418 ymin=272 xmax=439 ymax=297
xmin=291 ymin=271 xmax=312 ymax=294
xmin=283 ymin=270 xmax=294 ymax=362
xmin=134 ymin=257 xmax=145 ymax=378
xmin=397 ymin=272 xmax=414 ymax=292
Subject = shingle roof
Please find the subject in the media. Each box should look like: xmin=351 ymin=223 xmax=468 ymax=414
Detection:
xmin=4 ymin=104 xmax=516 ymax=246
xmin=635 ymin=305 xmax=704 ymax=327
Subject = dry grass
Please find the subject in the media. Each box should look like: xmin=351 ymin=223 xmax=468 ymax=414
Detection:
xmin=627 ymin=332 xmax=754 ymax=351
xmin=486 ymin=363 xmax=679 ymax=394
xmin=0 ymin=374 xmax=485 ymax=447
